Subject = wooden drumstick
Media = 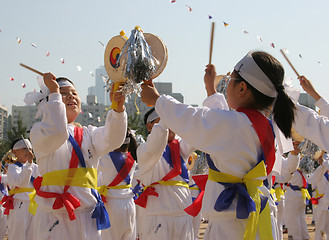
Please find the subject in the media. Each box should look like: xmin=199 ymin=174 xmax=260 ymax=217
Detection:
xmin=209 ymin=22 xmax=215 ymax=65
xmin=280 ymin=49 xmax=300 ymax=77
xmin=20 ymin=63 xmax=44 ymax=76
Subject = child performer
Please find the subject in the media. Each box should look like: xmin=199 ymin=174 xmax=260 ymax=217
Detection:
xmin=308 ymin=153 xmax=329 ymax=240
xmin=140 ymin=51 xmax=296 ymax=239
xmin=29 ymin=73 xmax=127 ymax=240
xmin=1 ymin=138 xmax=40 ymax=240
xmin=134 ymin=107 xmax=195 ymax=240
xmin=272 ymin=141 xmax=301 ymax=240
xmin=98 ymin=127 xmax=138 ymax=240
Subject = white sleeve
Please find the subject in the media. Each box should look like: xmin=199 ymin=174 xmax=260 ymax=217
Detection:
xmin=137 ymin=120 xmax=168 ymax=174
xmin=308 ymin=165 xmax=326 ymax=186
xmin=30 ymin=93 xmax=69 ymax=156
xmin=281 ymin=153 xmax=300 ymax=176
xmin=155 ymin=95 xmax=250 ymax=154
xmin=7 ymin=163 xmax=33 ymax=187
xmin=179 ymin=139 xmax=196 ymax=162
xmin=293 ymin=103 xmax=329 ymax=152
xmin=89 ymin=109 xmax=127 ymax=157
xmin=202 ymin=93 xmax=229 ymax=110
xmin=315 ymin=97 xmax=329 ymax=118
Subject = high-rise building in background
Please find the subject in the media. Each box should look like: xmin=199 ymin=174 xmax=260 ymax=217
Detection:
xmin=88 ymin=66 xmax=110 ymax=105
xmin=0 ymin=104 xmax=8 ymax=141
xmin=12 ymin=105 xmax=38 ymax=136
xmin=298 ymin=92 xmax=316 ymax=110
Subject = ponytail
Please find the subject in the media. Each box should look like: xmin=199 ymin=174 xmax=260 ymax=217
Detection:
xmin=252 ymin=51 xmax=296 ymax=138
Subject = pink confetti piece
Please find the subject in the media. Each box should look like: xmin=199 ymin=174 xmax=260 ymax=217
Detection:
xmin=31 ymin=43 xmax=37 ymax=48
xmin=242 ymin=30 xmax=249 ymax=34
xmin=256 ymin=36 xmax=262 ymax=42
xmin=16 ymin=37 xmax=21 ymax=43
xmin=170 ymin=0 xmax=176 ymax=3
xmin=185 ymin=5 xmax=192 ymax=11
xmin=46 ymin=51 xmax=50 ymax=57
xmin=270 ymin=42 xmax=275 ymax=48
xmin=9 ymin=77 xmax=14 ymax=81
xmin=81 ymin=110 xmax=84 ymax=114
xmin=60 ymin=58 xmax=65 ymax=64
xmin=22 ymin=83 xmax=26 ymax=88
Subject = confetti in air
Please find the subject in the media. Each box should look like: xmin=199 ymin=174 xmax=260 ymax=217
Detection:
xmin=208 ymin=15 xmax=213 ymax=20
xmin=60 ymin=58 xmax=65 ymax=64
xmin=22 ymin=83 xmax=26 ymax=88
xmin=88 ymin=112 xmax=93 ymax=118
xmin=185 ymin=5 xmax=192 ymax=11
xmin=256 ymin=36 xmax=262 ymax=42
xmin=98 ymin=41 xmax=104 ymax=47
xmin=77 ymin=66 xmax=82 ymax=71
xmin=97 ymin=116 xmax=101 ymax=123
xmin=223 ymin=22 xmax=229 ymax=27
xmin=31 ymin=43 xmax=37 ymax=48
xmin=16 ymin=37 xmax=21 ymax=43
xmin=282 ymin=48 xmax=289 ymax=54
xmin=90 ymin=71 xmax=94 ymax=76
xmin=46 ymin=51 xmax=50 ymax=57
xmin=242 ymin=30 xmax=249 ymax=34
xmin=299 ymin=54 xmax=302 ymax=58
xmin=9 ymin=77 xmax=14 ymax=81
xmin=270 ymin=42 xmax=275 ymax=48
xmin=170 ymin=0 xmax=176 ymax=3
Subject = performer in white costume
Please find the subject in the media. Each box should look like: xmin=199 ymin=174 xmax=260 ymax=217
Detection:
xmin=29 ymin=73 xmax=127 ymax=240
xmin=98 ymin=128 xmax=137 ymax=240
xmin=308 ymin=153 xmax=329 ymax=240
xmin=0 ymin=165 xmax=8 ymax=240
xmin=2 ymin=138 xmax=40 ymax=240
xmin=140 ymin=51 xmax=297 ymax=240
xmin=135 ymin=108 xmax=195 ymax=240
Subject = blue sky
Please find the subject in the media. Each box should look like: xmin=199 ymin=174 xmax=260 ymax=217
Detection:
xmin=1 ymin=0 xmax=328 ymax=113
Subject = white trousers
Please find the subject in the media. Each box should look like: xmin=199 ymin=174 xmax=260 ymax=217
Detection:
xmin=284 ymin=201 xmax=310 ymax=240
xmin=0 ymin=206 xmax=7 ymax=240
xmin=33 ymin=207 xmax=101 ymax=240
xmin=138 ymin=214 xmax=194 ymax=240
xmin=101 ymin=197 xmax=136 ymax=240
xmin=7 ymin=200 xmax=34 ymax=240
xmin=315 ymin=209 xmax=329 ymax=240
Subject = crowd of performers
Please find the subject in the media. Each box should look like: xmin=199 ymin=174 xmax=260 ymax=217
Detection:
xmin=1 ymin=50 xmax=329 ymax=240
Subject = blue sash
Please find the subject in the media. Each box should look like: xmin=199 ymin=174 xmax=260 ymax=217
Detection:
xmin=162 ymin=144 xmax=189 ymax=183
xmin=68 ymin=133 xmax=110 ymax=230
xmin=109 ymin=152 xmax=131 ymax=185
xmin=206 ymin=154 xmax=267 ymax=219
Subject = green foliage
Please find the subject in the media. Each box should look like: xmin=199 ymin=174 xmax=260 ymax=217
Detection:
xmin=0 ymin=115 xmax=28 ymax=168
xmin=127 ymin=112 xmax=147 ymax=138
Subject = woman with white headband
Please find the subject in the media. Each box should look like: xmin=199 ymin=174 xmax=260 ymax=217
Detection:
xmin=140 ymin=51 xmax=296 ymax=240
xmin=29 ymin=73 xmax=127 ymax=240
xmin=2 ymin=138 xmax=40 ymax=240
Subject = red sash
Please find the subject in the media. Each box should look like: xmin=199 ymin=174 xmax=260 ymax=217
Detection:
xmin=184 ymin=174 xmax=208 ymax=217
xmin=33 ymin=127 xmax=83 ymax=220
xmin=101 ymin=152 xmax=135 ymax=203
xmin=2 ymin=195 xmax=14 ymax=215
xmin=237 ymin=108 xmax=275 ymax=175
xmin=135 ymin=139 xmax=182 ymax=208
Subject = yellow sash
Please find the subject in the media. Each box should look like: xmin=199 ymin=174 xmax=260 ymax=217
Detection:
xmin=208 ymin=161 xmax=273 ymax=240
xmin=9 ymin=187 xmax=34 ymax=195
xmin=29 ymin=168 xmax=97 ymax=215
xmin=144 ymin=180 xmax=189 ymax=191
xmin=301 ymin=188 xmax=311 ymax=201
xmin=97 ymin=184 xmax=132 ymax=197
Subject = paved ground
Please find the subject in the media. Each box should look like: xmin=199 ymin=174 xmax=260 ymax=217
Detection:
xmin=198 ymin=213 xmax=316 ymax=240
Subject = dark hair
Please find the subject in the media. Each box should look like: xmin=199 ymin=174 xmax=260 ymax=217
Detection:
xmin=10 ymin=138 xmax=21 ymax=150
xmin=143 ymin=107 xmax=156 ymax=125
xmin=234 ymin=51 xmax=296 ymax=138
xmin=115 ymin=127 xmax=138 ymax=161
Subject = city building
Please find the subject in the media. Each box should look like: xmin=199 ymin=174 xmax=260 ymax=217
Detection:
xmin=88 ymin=66 xmax=110 ymax=105
xmin=0 ymin=104 xmax=8 ymax=141
xmin=298 ymin=92 xmax=316 ymax=110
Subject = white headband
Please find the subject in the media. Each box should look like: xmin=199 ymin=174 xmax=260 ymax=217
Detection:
xmin=58 ymin=80 xmax=75 ymax=89
xmin=147 ymin=110 xmax=159 ymax=123
xmin=13 ymin=139 xmax=32 ymax=150
xmin=234 ymin=51 xmax=277 ymax=98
